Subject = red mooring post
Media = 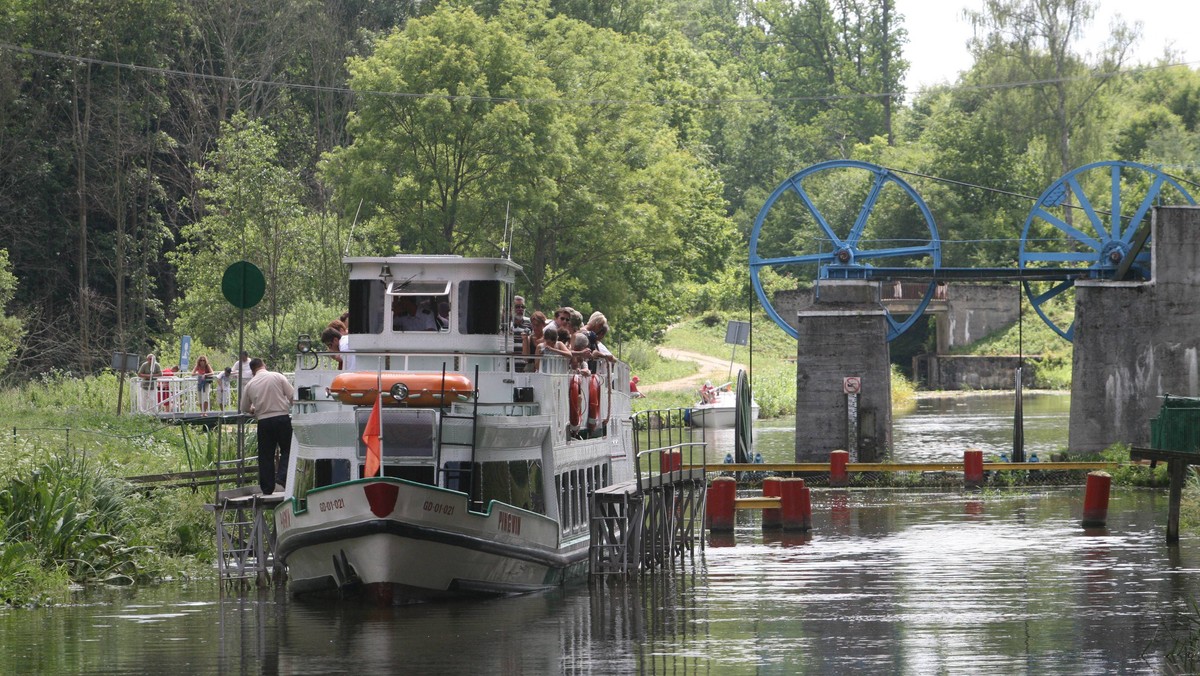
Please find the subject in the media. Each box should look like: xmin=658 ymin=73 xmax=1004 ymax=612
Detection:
xmin=660 ymin=449 xmax=682 ymax=474
xmin=707 ymin=476 xmax=737 ymax=532
xmin=964 ymin=449 xmax=984 ymax=488
xmin=762 ymin=476 xmax=782 ymax=529
xmin=1081 ymin=471 xmax=1112 ymax=529
xmin=830 ymin=450 xmax=850 ymax=488
xmin=780 ymin=478 xmax=812 ymax=531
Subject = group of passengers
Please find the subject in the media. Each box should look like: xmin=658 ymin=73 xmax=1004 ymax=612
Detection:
xmin=511 ymin=296 xmax=615 ymax=375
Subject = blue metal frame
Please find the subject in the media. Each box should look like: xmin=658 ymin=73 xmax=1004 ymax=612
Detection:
xmin=749 ymin=160 xmax=942 ymax=341
xmin=1018 ymin=161 xmax=1195 ymax=340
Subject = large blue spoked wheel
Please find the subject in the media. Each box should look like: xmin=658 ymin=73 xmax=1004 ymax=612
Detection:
xmin=1018 ymin=161 xmax=1194 ymax=341
xmin=749 ymin=160 xmax=942 ymax=342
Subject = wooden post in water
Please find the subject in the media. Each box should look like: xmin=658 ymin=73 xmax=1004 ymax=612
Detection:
xmin=706 ymin=476 xmax=736 ymax=532
xmin=780 ymin=478 xmax=811 ymax=531
xmin=761 ymin=477 xmax=782 ymax=529
xmin=1167 ymin=461 xmax=1185 ymax=543
xmin=660 ymin=449 xmax=681 ymax=474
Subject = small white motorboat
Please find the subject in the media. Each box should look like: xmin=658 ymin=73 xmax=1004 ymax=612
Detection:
xmin=689 ymin=381 xmax=759 ymax=428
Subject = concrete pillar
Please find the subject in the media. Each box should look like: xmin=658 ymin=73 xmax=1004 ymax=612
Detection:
xmin=1070 ymin=206 xmax=1200 ymax=452
xmin=795 ymin=280 xmax=892 ymax=462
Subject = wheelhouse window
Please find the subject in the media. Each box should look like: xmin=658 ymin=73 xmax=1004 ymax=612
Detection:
xmin=387 ymin=280 xmax=451 ymax=332
xmin=458 ymin=280 xmax=503 ymax=335
xmin=349 ymin=280 xmax=385 ymax=335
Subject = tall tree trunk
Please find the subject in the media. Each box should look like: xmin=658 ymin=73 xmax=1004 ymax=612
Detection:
xmin=881 ymin=0 xmax=895 ymax=146
xmin=72 ymin=64 xmax=93 ymax=371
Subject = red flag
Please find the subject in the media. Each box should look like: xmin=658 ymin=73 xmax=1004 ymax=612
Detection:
xmin=362 ymin=395 xmax=382 ymax=478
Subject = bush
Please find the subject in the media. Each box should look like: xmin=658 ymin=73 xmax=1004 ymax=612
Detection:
xmin=0 ymin=455 xmax=146 ymax=603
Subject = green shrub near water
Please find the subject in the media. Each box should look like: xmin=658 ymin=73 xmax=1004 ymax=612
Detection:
xmin=0 ymin=371 xmax=221 ymax=605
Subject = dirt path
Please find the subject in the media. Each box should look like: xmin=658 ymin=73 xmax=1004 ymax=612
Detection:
xmin=640 ymin=347 xmax=747 ymax=393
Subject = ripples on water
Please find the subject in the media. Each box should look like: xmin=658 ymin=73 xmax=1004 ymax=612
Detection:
xmin=4 ymin=392 xmax=1200 ymax=674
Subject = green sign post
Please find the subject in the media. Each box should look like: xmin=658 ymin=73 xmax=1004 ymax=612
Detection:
xmin=222 ymin=261 xmax=265 ymax=309
xmin=222 ymin=261 xmax=264 ymax=471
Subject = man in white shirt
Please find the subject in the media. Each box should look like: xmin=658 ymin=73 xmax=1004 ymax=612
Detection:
xmin=240 ymin=358 xmax=294 ymax=494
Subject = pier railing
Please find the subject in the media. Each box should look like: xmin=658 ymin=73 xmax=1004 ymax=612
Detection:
xmin=590 ymin=408 xmax=708 ymax=577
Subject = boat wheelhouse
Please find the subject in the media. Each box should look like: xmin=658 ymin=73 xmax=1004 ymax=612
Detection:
xmin=275 ymin=256 xmax=637 ymax=603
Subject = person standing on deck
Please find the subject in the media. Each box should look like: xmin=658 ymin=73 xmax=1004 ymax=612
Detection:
xmin=193 ymin=355 xmax=214 ymax=415
xmin=239 ymin=358 xmax=294 ymax=494
xmin=136 ymin=353 xmax=162 ymax=412
xmin=216 ymin=367 xmax=233 ymax=411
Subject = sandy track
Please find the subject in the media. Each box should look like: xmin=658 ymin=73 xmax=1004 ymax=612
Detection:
xmin=640 ymin=347 xmax=747 ymax=393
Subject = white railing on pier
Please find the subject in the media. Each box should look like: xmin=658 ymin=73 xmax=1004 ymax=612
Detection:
xmin=126 ymin=376 xmax=246 ymax=416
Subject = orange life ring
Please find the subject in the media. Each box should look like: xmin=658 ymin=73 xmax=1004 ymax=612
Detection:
xmin=587 ymin=374 xmax=602 ymax=433
xmin=329 ymin=372 xmax=473 ymax=407
xmin=569 ymin=374 xmax=582 ymax=428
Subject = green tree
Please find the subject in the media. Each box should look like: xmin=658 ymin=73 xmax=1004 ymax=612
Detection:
xmin=173 ymin=114 xmax=312 ymax=359
xmin=0 ymin=250 xmax=21 ymax=375
xmin=325 ymin=2 xmax=738 ymax=336
xmin=325 ymin=5 xmax=565 ymax=257
xmin=966 ymin=0 xmax=1137 ymax=183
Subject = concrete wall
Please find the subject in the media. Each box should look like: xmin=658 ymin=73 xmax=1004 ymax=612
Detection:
xmin=795 ymin=281 xmax=892 ymax=462
xmin=1069 ymin=206 xmax=1200 ymax=452
xmin=938 ymin=284 xmax=1020 ymax=352
xmin=775 ymin=282 xmax=1018 ymax=353
xmin=915 ymin=355 xmax=1038 ymax=390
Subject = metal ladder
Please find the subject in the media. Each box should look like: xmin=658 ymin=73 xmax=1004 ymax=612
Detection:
xmin=208 ymin=487 xmax=282 ymax=587
xmin=589 ymin=483 xmax=643 ymax=575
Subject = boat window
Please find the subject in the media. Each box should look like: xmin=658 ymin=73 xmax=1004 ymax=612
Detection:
xmin=479 ymin=460 xmax=544 ymax=514
xmin=349 ymin=280 xmax=385 ymax=335
xmin=443 ymin=461 xmax=475 ymax=495
xmin=458 ymin=280 xmax=503 ymax=335
xmin=373 ymin=465 xmax=435 ymax=485
xmin=387 ymin=279 xmax=451 ymax=296
xmin=355 ymin=408 xmax=436 ymax=458
xmin=391 ymin=295 xmax=450 ymax=332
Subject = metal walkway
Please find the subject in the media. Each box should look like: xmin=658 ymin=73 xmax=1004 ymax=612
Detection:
xmin=589 ymin=409 xmax=708 ymax=576
xmin=206 ymin=486 xmax=284 ymax=588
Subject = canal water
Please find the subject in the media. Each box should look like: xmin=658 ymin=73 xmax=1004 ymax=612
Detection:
xmin=4 ymin=393 xmax=1199 ymax=674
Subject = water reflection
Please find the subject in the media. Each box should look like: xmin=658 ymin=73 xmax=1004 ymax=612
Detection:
xmin=704 ymin=392 xmax=1072 ymax=464
xmin=1 ymin=490 xmax=1196 ymax=673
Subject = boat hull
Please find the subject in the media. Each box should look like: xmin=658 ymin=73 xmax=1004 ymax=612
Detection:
xmin=689 ymin=402 xmax=760 ymax=428
xmin=275 ymin=479 xmax=583 ymax=603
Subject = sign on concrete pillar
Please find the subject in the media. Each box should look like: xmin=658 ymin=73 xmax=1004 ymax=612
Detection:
xmin=795 ymin=281 xmax=892 ymax=462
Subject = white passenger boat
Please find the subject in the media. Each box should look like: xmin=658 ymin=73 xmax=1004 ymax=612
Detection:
xmin=274 ymin=255 xmax=637 ymax=603
xmin=688 ymin=383 xmax=759 ymax=429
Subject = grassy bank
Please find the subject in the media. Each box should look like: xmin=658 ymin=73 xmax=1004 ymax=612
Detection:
xmin=633 ymin=312 xmax=917 ymax=417
xmin=947 ymin=299 xmax=1075 ymax=389
xmin=0 ymin=372 xmax=221 ymax=605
